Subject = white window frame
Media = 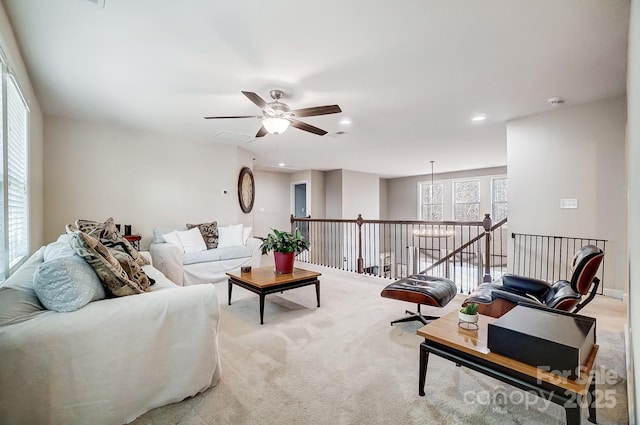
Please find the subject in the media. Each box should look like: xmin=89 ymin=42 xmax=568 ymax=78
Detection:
xmin=417 ymin=181 xmax=444 ymax=221
xmin=452 ymin=179 xmax=481 ymax=221
xmin=0 ymin=56 xmax=30 ymax=281
xmin=491 ymin=177 xmax=508 ymax=222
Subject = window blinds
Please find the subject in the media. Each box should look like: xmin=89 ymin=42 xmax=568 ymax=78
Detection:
xmin=6 ymin=75 xmax=28 ymax=272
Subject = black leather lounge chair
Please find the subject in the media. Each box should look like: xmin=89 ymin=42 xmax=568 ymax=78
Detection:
xmin=381 ymin=274 xmax=458 ymax=325
xmin=464 ymin=245 xmax=604 ymax=318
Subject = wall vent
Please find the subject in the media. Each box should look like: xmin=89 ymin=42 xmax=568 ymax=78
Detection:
xmin=212 ymin=130 xmax=255 ymax=144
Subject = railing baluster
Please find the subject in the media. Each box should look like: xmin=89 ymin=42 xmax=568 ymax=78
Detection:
xmin=290 ymin=215 xmax=519 ymax=293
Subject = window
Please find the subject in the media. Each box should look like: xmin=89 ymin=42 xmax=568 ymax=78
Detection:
xmin=0 ymin=63 xmax=29 ymax=281
xmin=453 ymin=180 xmax=480 ymax=221
xmin=492 ymin=177 xmax=508 ymax=221
xmin=419 ymin=181 xmax=443 ymax=221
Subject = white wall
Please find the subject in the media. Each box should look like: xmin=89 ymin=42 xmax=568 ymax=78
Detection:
xmin=628 ymin=0 xmax=639 ymax=421
xmin=310 ymin=170 xmax=325 ymax=219
xmin=253 ymin=170 xmax=291 ymax=237
xmin=507 ymin=97 xmax=627 ymax=293
xmin=341 ymin=169 xmax=380 ymax=220
xmin=253 ymin=169 xmax=328 ymax=237
xmin=0 ymin=2 xmax=44 ymax=252
xmin=43 ymin=116 xmax=253 ymax=249
xmin=325 ymin=170 xmax=343 ymax=218
xmin=379 ymin=178 xmax=388 ymax=220
xmin=385 ymin=167 xmax=508 ymax=221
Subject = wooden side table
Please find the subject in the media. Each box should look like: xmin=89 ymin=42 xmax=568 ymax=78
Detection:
xmin=124 ymin=234 xmax=142 ymax=250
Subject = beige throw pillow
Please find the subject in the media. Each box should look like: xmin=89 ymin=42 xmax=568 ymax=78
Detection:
xmin=75 ymin=217 xmax=150 ymax=266
xmin=69 ymin=231 xmax=148 ymax=297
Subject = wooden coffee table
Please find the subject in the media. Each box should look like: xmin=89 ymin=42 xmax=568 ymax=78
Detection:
xmin=417 ymin=311 xmax=598 ymax=424
xmin=226 ymin=267 xmax=321 ymax=324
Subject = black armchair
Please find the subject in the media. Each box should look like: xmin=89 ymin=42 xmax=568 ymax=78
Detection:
xmin=464 ymin=245 xmax=604 ymax=318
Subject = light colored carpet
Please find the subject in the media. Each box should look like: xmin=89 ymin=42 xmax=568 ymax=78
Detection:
xmin=130 ymin=263 xmax=628 ymax=425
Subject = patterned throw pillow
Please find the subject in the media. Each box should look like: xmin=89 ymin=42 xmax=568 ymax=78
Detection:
xmin=109 ymin=248 xmax=152 ymax=292
xmin=69 ymin=231 xmax=148 ymax=297
xmin=75 ymin=217 xmax=150 ymax=266
xmin=186 ymin=221 xmax=218 ymax=249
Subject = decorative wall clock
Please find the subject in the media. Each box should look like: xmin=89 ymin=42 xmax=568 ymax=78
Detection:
xmin=238 ymin=167 xmax=255 ymax=213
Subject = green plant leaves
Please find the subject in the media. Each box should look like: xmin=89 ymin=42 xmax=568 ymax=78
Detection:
xmin=259 ymin=228 xmax=310 ymax=255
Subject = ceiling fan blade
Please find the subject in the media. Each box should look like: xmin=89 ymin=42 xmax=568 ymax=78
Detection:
xmin=255 ymin=126 xmax=268 ymax=138
xmin=291 ymin=105 xmax=342 ymax=117
xmin=204 ymin=115 xmax=260 ymax=119
xmin=242 ymin=91 xmax=274 ymax=113
xmin=289 ymin=119 xmax=328 ymax=136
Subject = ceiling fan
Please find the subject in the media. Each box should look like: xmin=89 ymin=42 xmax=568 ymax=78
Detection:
xmin=204 ymin=90 xmax=342 ymax=137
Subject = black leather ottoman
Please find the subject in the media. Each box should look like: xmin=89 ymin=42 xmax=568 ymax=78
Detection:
xmin=381 ymin=274 xmax=458 ymax=325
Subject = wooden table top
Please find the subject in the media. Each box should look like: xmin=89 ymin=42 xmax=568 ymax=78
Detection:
xmin=226 ymin=266 xmax=321 ymax=288
xmin=417 ymin=310 xmax=598 ymax=395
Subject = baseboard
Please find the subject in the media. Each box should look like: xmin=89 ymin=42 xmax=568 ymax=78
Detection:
xmin=626 ymin=324 xmax=635 ymax=425
xmin=603 ymin=288 xmax=625 ymax=300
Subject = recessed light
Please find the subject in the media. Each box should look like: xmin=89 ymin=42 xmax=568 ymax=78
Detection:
xmin=278 ymin=162 xmax=286 ymax=167
xmin=471 ymin=115 xmax=487 ymax=122
xmin=339 ymin=118 xmax=352 ymax=125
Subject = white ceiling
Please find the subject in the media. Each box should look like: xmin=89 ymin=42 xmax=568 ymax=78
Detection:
xmin=2 ymin=0 xmax=629 ymax=177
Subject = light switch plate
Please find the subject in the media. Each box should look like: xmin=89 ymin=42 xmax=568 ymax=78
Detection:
xmin=560 ymin=198 xmax=578 ymax=209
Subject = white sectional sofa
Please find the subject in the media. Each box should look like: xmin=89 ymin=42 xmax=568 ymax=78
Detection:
xmin=0 ymin=242 xmax=221 ymax=425
xmin=149 ymin=224 xmax=262 ymax=286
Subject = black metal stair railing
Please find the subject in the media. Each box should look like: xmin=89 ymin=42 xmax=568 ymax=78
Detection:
xmin=510 ymin=233 xmax=607 ymax=294
xmin=291 ymin=214 xmax=509 ymax=293
xmin=289 ymin=216 xmax=607 ymax=294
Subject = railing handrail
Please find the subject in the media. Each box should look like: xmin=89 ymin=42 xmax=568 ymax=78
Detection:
xmin=291 ymin=215 xmax=484 ymax=227
xmin=511 ymin=231 xmax=605 ymax=241
xmin=291 ymin=213 xmax=505 ymax=280
xmin=421 ymin=232 xmax=487 ymax=274
xmin=491 ymin=217 xmax=508 ymax=231
xmin=421 ymin=217 xmax=508 ymax=275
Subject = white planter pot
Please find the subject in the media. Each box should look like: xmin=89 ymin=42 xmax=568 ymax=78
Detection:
xmin=459 ymin=311 xmax=479 ymax=323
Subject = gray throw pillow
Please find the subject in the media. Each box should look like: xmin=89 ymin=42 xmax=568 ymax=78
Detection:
xmin=33 ymin=254 xmax=106 ymax=312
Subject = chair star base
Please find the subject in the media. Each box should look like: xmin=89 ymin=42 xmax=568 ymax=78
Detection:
xmin=381 ymin=274 xmax=458 ymax=326
xmin=389 ymin=305 xmax=441 ymax=326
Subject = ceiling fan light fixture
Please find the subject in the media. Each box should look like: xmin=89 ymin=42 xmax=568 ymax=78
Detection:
xmin=262 ymin=117 xmax=290 ymax=134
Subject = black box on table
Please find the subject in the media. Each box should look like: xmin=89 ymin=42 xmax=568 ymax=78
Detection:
xmin=487 ymin=304 xmax=596 ymax=380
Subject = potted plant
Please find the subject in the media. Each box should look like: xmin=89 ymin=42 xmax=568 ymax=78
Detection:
xmin=260 ymin=228 xmax=310 ymax=274
xmin=459 ymin=302 xmax=479 ymax=329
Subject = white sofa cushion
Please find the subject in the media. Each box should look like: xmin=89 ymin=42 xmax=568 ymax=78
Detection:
xmin=162 ymin=230 xmax=185 ymax=251
xmin=183 ymin=245 xmax=253 ymax=266
xmin=153 ymin=226 xmax=186 ymax=243
xmin=177 ymin=228 xmax=207 ymax=253
xmin=218 ymin=224 xmax=244 ymax=248
xmin=0 ymin=247 xmax=46 ymax=326
xmin=242 ymin=226 xmax=252 ymax=244
xmin=33 ymin=254 xmax=106 ymax=312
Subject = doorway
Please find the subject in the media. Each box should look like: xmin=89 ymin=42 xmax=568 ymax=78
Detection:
xmin=292 ymin=182 xmax=309 ymax=240
xmin=294 ymin=183 xmax=307 ymax=217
